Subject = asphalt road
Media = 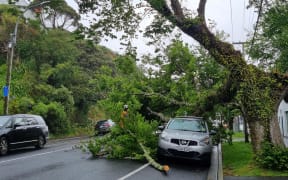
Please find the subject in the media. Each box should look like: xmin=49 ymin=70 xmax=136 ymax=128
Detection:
xmin=0 ymin=137 xmax=209 ymax=180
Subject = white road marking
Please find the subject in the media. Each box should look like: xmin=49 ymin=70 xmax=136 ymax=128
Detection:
xmin=118 ymin=163 xmax=150 ymax=180
xmin=0 ymin=148 xmax=70 ymax=165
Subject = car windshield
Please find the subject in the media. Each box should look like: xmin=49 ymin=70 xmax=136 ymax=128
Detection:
xmin=167 ymin=118 xmax=207 ymax=132
xmin=0 ymin=116 xmax=10 ymax=127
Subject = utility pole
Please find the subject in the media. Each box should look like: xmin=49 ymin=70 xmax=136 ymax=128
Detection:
xmin=3 ymin=32 xmax=16 ymax=115
xmin=232 ymin=41 xmax=246 ymax=55
xmin=3 ymin=1 xmax=50 ymax=115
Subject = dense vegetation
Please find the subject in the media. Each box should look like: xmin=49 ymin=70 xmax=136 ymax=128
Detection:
xmin=0 ymin=2 xmax=226 ymax=136
xmin=0 ymin=4 xmax=118 ymax=135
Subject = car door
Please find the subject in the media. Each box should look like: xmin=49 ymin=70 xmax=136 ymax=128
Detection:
xmin=8 ymin=117 xmax=28 ymax=147
xmin=25 ymin=117 xmax=40 ymax=142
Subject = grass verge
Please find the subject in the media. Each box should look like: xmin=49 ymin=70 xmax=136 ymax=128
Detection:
xmin=49 ymin=126 xmax=94 ymax=140
xmin=222 ymin=141 xmax=288 ymax=176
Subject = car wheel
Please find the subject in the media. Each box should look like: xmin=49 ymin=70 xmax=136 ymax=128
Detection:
xmin=157 ymin=148 xmax=167 ymax=162
xmin=0 ymin=137 xmax=8 ymax=155
xmin=35 ymin=135 xmax=45 ymax=149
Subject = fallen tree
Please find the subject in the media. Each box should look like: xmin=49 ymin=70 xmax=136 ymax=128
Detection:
xmin=77 ymin=0 xmax=287 ymax=153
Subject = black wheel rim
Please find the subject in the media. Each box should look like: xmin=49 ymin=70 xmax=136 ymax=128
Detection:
xmin=0 ymin=138 xmax=8 ymax=155
xmin=39 ymin=136 xmax=44 ymax=148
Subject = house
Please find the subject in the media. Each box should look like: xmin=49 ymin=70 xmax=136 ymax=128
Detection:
xmin=277 ymin=100 xmax=288 ymax=147
xmin=0 ymin=0 xmax=36 ymax=20
xmin=0 ymin=0 xmax=30 ymax=8
xmin=233 ymin=115 xmax=244 ymax=132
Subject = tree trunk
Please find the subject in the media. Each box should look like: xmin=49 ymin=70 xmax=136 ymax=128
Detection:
xmin=247 ymin=120 xmax=264 ymax=152
xmin=244 ymin=117 xmax=249 ymax=143
xmin=270 ymin=112 xmax=285 ymax=147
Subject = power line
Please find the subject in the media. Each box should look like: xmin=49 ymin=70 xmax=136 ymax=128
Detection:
xmin=229 ymin=0 xmax=234 ymax=42
xmin=248 ymin=0 xmax=264 ymax=55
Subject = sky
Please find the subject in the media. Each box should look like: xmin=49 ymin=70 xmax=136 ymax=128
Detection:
xmin=66 ymin=0 xmax=257 ymax=57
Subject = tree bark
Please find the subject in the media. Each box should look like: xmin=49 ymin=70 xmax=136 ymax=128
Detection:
xmin=248 ymin=120 xmax=264 ymax=152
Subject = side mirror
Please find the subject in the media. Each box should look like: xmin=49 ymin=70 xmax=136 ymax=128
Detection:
xmin=154 ymin=125 xmax=165 ymax=135
xmin=209 ymin=130 xmax=216 ymax=135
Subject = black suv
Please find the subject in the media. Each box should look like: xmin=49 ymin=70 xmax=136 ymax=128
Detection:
xmin=0 ymin=114 xmax=49 ymax=155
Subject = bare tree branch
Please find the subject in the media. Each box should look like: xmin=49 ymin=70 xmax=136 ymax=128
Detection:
xmin=197 ymin=0 xmax=206 ymax=24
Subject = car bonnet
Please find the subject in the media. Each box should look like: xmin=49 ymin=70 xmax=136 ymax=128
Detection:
xmin=163 ymin=128 xmax=208 ymax=141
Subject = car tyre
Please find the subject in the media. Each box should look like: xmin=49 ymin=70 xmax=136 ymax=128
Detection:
xmin=35 ymin=135 xmax=45 ymax=149
xmin=201 ymin=154 xmax=211 ymax=166
xmin=0 ymin=137 xmax=8 ymax=155
xmin=157 ymin=148 xmax=167 ymax=163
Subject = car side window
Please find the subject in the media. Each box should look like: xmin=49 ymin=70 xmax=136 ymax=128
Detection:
xmin=26 ymin=117 xmax=38 ymax=125
xmin=14 ymin=117 xmax=27 ymax=126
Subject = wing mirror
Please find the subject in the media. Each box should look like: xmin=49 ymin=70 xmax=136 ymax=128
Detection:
xmin=155 ymin=125 xmax=165 ymax=135
xmin=209 ymin=130 xmax=216 ymax=135
xmin=158 ymin=125 xmax=165 ymax=131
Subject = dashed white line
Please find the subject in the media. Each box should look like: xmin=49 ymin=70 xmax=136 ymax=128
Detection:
xmin=118 ymin=163 xmax=150 ymax=180
xmin=0 ymin=148 xmax=70 ymax=165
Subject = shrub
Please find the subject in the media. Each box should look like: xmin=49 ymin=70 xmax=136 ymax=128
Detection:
xmin=212 ymin=125 xmax=233 ymax=145
xmin=32 ymin=102 xmax=71 ymax=135
xmin=9 ymin=97 xmax=35 ymax=114
xmin=256 ymin=141 xmax=288 ymax=170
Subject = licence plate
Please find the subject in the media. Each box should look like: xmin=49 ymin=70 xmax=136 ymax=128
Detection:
xmin=180 ymin=147 xmax=190 ymax=152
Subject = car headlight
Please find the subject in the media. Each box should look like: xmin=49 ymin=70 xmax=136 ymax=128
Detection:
xmin=199 ymin=137 xmax=210 ymax=146
xmin=160 ymin=133 xmax=170 ymax=142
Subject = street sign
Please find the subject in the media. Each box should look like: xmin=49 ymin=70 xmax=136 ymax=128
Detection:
xmin=3 ymin=86 xmax=9 ymax=97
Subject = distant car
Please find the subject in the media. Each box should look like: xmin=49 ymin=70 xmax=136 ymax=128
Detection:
xmin=94 ymin=119 xmax=115 ymax=135
xmin=157 ymin=116 xmax=215 ymax=164
xmin=0 ymin=114 xmax=49 ymax=155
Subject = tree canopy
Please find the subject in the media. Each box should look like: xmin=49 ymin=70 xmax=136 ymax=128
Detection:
xmin=76 ymin=0 xmax=288 ymax=153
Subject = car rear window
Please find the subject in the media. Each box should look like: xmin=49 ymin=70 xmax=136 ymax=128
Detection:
xmin=167 ymin=118 xmax=207 ymax=132
xmin=35 ymin=116 xmax=47 ymax=125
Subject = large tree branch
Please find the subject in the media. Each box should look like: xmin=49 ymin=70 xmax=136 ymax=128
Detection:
xmin=146 ymin=107 xmax=168 ymax=122
xmin=147 ymin=0 xmax=247 ymax=82
xmin=133 ymin=92 xmax=193 ymax=106
xmin=193 ymin=74 xmax=238 ymax=116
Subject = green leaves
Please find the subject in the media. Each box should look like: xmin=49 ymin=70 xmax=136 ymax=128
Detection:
xmin=256 ymin=141 xmax=288 ymax=170
xmin=86 ymin=112 xmax=158 ymax=159
xmin=249 ymin=3 xmax=288 ymax=72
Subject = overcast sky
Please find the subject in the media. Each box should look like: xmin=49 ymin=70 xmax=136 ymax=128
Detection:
xmin=66 ymin=0 xmax=257 ymax=56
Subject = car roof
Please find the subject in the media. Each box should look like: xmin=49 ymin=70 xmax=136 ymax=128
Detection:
xmin=11 ymin=114 xmax=41 ymax=117
xmin=0 ymin=114 xmax=43 ymax=119
xmin=173 ymin=116 xmax=203 ymax=120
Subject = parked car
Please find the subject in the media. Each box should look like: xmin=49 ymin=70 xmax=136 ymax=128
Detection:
xmin=0 ymin=114 xmax=49 ymax=155
xmin=157 ymin=116 xmax=215 ymax=164
xmin=94 ymin=119 xmax=115 ymax=135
